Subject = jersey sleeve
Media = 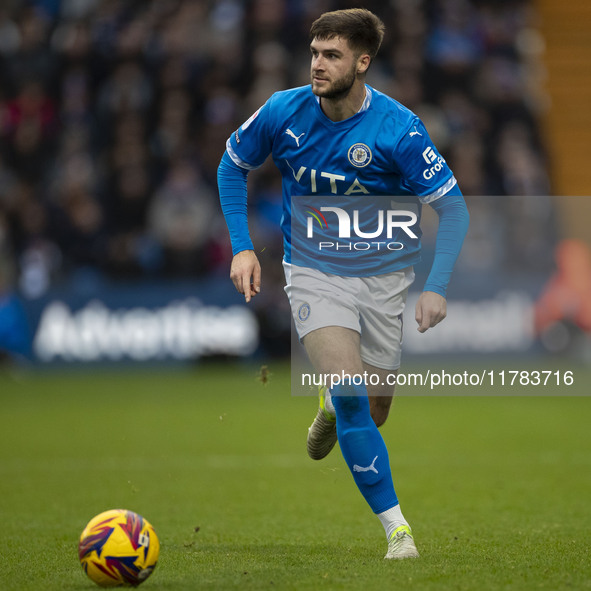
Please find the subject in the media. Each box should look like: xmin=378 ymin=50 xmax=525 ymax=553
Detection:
xmin=393 ymin=118 xmax=456 ymax=204
xmin=423 ymin=186 xmax=469 ymax=296
xmin=226 ymin=95 xmax=277 ymax=170
xmin=218 ymin=151 xmax=253 ymax=255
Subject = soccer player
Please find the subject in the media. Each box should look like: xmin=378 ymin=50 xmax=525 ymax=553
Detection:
xmin=218 ymin=8 xmax=469 ymax=559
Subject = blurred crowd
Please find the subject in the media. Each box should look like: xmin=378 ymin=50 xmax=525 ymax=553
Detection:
xmin=0 ymin=0 xmax=555 ymax=302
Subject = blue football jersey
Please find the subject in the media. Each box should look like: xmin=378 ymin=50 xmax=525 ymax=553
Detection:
xmin=226 ymin=85 xmax=457 ymax=275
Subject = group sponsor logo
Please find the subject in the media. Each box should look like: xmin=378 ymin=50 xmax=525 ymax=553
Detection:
xmin=422 ymin=146 xmax=445 ymax=180
xmin=422 ymin=147 xmax=437 ymax=163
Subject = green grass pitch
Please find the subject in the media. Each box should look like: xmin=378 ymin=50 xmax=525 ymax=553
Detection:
xmin=1 ymin=361 xmax=590 ymax=590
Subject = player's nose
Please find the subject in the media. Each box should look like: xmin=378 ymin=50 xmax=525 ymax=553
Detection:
xmin=311 ymin=55 xmax=325 ymax=70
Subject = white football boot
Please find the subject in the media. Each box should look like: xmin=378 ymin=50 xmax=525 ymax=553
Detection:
xmin=306 ymin=386 xmax=337 ymax=460
xmin=385 ymin=525 xmax=420 ymax=560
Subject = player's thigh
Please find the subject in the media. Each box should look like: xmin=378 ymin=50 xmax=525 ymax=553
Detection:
xmin=359 ymin=267 xmax=414 ymax=371
xmin=363 ymin=363 xmax=398 ymax=397
xmin=285 ymin=263 xmax=364 ymax=376
xmin=303 ymin=326 xmax=363 ymax=376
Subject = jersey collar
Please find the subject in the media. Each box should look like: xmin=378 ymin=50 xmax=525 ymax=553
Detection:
xmin=314 ymin=86 xmax=373 ymax=114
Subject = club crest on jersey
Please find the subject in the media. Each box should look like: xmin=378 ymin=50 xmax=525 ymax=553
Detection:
xmin=348 ymin=143 xmax=372 ymax=168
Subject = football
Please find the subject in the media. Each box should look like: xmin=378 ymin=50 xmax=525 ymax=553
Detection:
xmin=78 ymin=509 xmax=159 ymax=587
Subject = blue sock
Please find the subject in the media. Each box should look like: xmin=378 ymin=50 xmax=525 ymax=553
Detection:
xmin=331 ymin=385 xmax=398 ymax=514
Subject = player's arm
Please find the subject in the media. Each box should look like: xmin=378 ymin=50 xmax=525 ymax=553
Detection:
xmin=416 ymin=184 xmax=469 ymax=332
xmin=218 ymin=96 xmax=277 ymax=302
xmin=391 ymin=118 xmax=469 ymax=332
xmin=218 ymin=151 xmax=261 ymax=303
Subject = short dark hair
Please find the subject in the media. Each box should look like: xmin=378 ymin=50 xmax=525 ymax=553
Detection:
xmin=309 ymin=8 xmax=385 ymax=59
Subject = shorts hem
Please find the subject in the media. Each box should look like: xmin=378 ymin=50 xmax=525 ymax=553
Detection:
xmin=296 ymin=322 xmax=360 ymax=342
xmin=360 ymin=356 xmax=401 ymax=371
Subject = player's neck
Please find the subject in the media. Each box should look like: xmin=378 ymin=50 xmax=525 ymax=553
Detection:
xmin=320 ymin=83 xmax=367 ymax=122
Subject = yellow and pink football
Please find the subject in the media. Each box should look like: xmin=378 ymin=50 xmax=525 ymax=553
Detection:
xmin=78 ymin=509 xmax=159 ymax=587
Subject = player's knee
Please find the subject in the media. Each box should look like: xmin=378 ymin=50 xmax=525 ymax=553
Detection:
xmin=332 ymin=392 xmax=370 ymax=424
xmin=371 ymin=407 xmax=389 ymax=427
xmin=369 ymin=394 xmax=393 ymax=427
xmin=370 ymin=401 xmax=391 ymax=427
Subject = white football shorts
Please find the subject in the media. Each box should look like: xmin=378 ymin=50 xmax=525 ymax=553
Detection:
xmin=283 ymin=261 xmax=415 ymax=370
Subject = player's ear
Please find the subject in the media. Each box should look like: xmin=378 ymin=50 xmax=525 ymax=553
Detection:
xmin=357 ymin=54 xmax=371 ymax=75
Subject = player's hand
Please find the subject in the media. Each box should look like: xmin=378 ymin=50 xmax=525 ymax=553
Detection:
xmin=230 ymin=250 xmax=261 ymax=303
xmin=415 ymin=291 xmax=447 ymax=333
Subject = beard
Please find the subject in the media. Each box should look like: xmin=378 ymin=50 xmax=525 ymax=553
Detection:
xmin=311 ymin=64 xmax=357 ymax=100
